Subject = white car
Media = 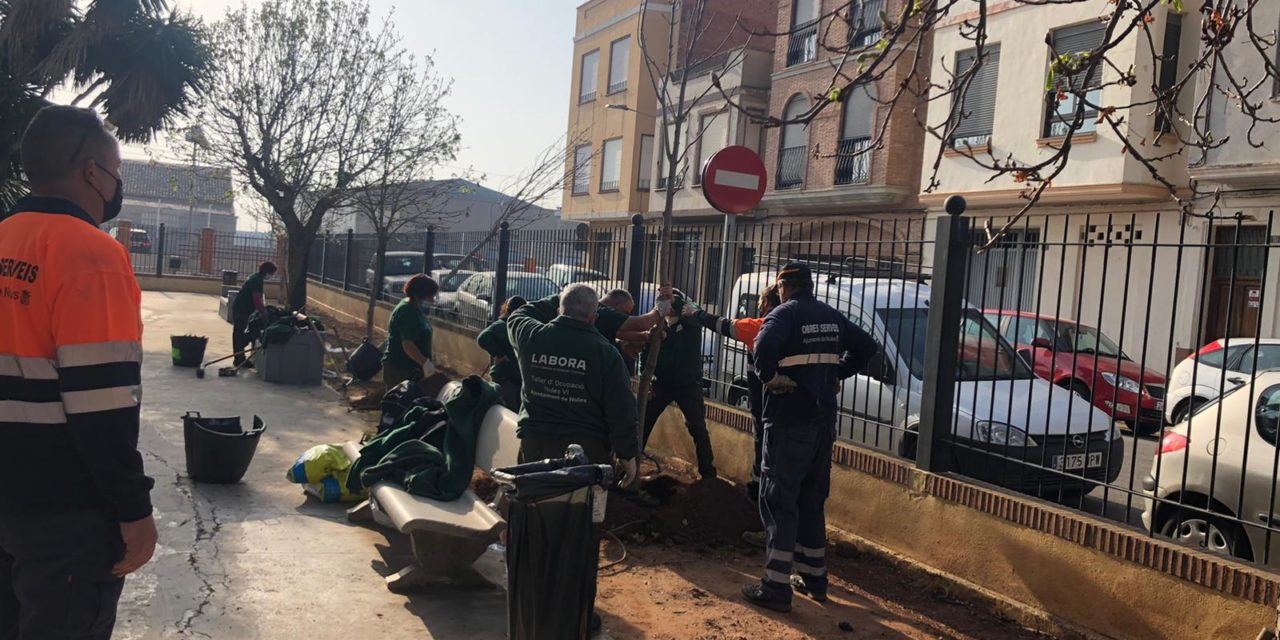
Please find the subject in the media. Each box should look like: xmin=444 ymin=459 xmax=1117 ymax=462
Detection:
xmin=546 ymin=264 xmax=609 ymax=288
xmin=1142 ymin=370 xmax=1280 ymax=566
xmin=712 ymin=272 xmax=1122 ymax=500
xmin=1164 ymin=338 xmax=1280 ymax=424
xmin=454 ymin=272 xmax=560 ymax=326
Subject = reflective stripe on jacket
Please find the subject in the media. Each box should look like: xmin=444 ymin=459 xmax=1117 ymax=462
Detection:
xmin=0 ymin=196 xmax=153 ymax=522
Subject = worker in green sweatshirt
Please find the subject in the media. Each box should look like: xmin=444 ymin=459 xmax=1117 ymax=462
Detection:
xmin=383 ymin=274 xmax=439 ymax=388
xmin=506 ymin=284 xmax=643 ymax=485
xmin=639 ymin=292 xmax=715 ymax=479
xmin=476 ymin=295 xmax=527 ymax=410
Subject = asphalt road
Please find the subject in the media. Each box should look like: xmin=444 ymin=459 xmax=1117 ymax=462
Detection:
xmin=1078 ymin=431 xmax=1159 ymax=528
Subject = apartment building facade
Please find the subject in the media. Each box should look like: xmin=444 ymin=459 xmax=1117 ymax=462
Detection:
xmin=920 ymin=0 xmax=1200 ymax=363
xmin=562 ymin=0 xmax=671 ymax=222
xmin=1187 ymin=0 xmax=1280 ymax=346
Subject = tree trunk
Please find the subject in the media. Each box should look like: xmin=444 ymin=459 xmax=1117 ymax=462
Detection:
xmin=633 ymin=182 xmax=678 ymax=453
xmin=284 ymin=232 xmax=314 ymax=310
xmin=365 ymin=236 xmax=388 ymax=339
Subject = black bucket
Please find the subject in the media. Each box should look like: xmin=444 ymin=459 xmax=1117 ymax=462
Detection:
xmin=171 ymin=335 xmax=208 ymax=367
xmin=182 ymin=412 xmax=266 ymax=484
xmin=347 ymin=339 xmax=383 ymax=382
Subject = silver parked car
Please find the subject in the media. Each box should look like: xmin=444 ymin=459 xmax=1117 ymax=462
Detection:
xmin=453 ymin=272 xmax=559 ymax=326
xmin=1143 ymin=370 xmax=1280 ymax=566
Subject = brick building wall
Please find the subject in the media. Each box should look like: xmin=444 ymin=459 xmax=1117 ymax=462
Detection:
xmin=762 ymin=0 xmax=930 ymax=210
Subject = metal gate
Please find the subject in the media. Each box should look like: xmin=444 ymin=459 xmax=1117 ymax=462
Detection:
xmin=965 ymin=228 xmax=1041 ymax=311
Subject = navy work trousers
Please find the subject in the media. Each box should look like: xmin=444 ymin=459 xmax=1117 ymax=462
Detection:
xmin=0 ymin=510 xmax=125 ymax=640
xmin=758 ymin=404 xmax=835 ymax=600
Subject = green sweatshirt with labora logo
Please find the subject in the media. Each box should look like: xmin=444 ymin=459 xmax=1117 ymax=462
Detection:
xmin=506 ymin=305 xmax=639 ymax=460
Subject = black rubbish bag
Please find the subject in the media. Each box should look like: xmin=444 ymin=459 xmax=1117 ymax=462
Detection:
xmin=347 ymin=338 xmax=383 ymax=382
xmin=493 ymin=446 xmax=614 ymax=640
xmin=182 ymin=412 xmax=266 ymax=483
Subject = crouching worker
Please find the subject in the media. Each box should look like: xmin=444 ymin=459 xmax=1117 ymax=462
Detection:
xmin=383 ymin=274 xmax=439 ymax=388
xmin=231 ymin=261 xmax=276 ymax=368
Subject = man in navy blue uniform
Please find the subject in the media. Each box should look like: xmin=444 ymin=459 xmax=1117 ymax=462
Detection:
xmin=742 ymin=263 xmax=878 ymax=612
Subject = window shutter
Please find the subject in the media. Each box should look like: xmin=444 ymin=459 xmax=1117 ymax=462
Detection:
xmin=842 ymin=84 xmax=874 ymax=140
xmin=953 ymin=47 xmax=1000 ymax=140
xmin=782 ymin=97 xmax=809 ymax=149
xmin=1052 ymin=23 xmax=1105 ymax=88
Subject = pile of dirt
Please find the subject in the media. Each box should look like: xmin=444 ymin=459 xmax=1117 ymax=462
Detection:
xmin=470 ymin=468 xmax=499 ymax=503
xmin=603 ymin=475 xmax=761 ymax=547
xmin=654 ymin=478 xmax=761 ymax=544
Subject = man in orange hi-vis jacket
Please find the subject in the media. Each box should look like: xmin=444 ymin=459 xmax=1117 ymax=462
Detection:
xmin=0 ymin=106 xmax=156 ymax=640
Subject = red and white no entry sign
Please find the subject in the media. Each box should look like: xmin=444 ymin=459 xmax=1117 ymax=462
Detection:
xmin=701 ymin=145 xmax=767 ymax=215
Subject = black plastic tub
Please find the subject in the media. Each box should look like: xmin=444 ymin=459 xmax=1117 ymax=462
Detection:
xmin=171 ymin=335 xmax=208 ymax=367
xmin=182 ymin=412 xmax=266 ymax=484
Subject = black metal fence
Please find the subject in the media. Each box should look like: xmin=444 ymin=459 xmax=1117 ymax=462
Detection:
xmin=928 ymin=205 xmax=1280 ymax=574
xmin=116 ymin=223 xmax=277 ymax=281
xmin=299 ymin=205 xmax=1280 ymax=574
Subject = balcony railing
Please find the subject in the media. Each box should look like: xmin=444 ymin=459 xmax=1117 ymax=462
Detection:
xmin=600 ymin=179 xmax=620 ymax=192
xmin=786 ymin=22 xmax=818 ymax=67
xmin=656 ymin=172 xmax=684 ymax=190
xmin=607 ymin=79 xmax=627 ymax=94
xmin=849 ymin=0 xmax=884 ymax=48
xmin=776 ymin=146 xmax=807 ymax=190
xmin=834 ymin=137 xmax=871 ymax=185
xmin=579 ymin=90 xmax=597 ymax=104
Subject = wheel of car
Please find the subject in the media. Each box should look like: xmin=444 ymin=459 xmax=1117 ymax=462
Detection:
xmin=1069 ymin=381 xmax=1092 ymax=402
xmin=727 ymin=388 xmax=749 ymax=410
xmin=1171 ymin=398 xmax=1205 ymax=425
xmin=1158 ymin=505 xmax=1253 ymax=561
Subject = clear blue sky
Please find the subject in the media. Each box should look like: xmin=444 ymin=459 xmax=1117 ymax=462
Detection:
xmin=169 ymin=0 xmax=580 ymax=195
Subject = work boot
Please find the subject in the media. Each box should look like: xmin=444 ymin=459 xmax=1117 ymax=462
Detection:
xmin=741 ymin=530 xmax=767 ymax=548
xmin=791 ymin=574 xmax=827 ymax=603
xmin=242 ymin=360 xmax=256 ymax=370
xmin=741 ymin=583 xmax=791 ymax=613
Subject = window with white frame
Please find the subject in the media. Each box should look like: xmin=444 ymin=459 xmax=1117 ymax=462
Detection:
xmin=656 ymin=122 xmax=683 ymax=189
xmin=608 ymin=37 xmax=630 ymax=94
xmin=694 ymin=111 xmax=728 ymax=185
xmin=777 ymin=96 xmax=809 ymax=189
xmin=836 ymin=84 xmax=873 ymax=185
xmin=572 ymin=145 xmax=592 ymax=195
xmin=600 ymin=138 xmax=622 ymax=192
xmin=1044 ymin=23 xmax=1105 ymax=138
xmin=579 ymin=50 xmax=599 ymax=103
xmin=950 ymin=46 xmax=1000 ymax=149
xmin=849 ymin=0 xmax=884 ymax=48
xmin=786 ymin=0 xmax=819 ymax=66
xmin=638 ymin=135 xmax=654 ymax=190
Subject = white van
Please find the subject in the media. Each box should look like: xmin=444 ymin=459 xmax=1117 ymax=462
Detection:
xmin=712 ymin=272 xmax=1124 ymax=499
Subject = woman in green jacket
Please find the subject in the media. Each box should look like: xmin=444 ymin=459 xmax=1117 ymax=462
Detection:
xmin=476 ymin=296 xmax=527 ymax=410
xmin=383 ymin=274 xmax=440 ymax=388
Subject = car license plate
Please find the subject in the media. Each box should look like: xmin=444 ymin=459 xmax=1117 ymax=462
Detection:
xmin=1052 ymin=452 xmax=1104 ymax=471
xmin=1154 ymin=400 xmax=1164 ymax=411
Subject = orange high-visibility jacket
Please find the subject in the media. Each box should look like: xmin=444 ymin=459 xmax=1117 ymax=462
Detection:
xmin=0 ymin=196 xmax=153 ymax=522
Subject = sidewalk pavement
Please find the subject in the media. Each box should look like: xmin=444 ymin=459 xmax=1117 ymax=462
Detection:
xmin=115 ymin=292 xmax=506 ymax=639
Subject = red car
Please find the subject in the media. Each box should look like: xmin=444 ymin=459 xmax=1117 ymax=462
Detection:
xmin=984 ymin=310 xmax=1167 ymax=434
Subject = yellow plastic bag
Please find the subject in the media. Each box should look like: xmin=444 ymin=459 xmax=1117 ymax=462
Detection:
xmin=287 ymin=444 xmax=367 ymax=503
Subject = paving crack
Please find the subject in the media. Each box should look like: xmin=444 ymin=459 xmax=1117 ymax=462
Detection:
xmin=145 ymin=451 xmax=227 ymax=638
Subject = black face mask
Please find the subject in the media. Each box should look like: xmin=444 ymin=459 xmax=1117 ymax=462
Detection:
xmin=90 ymin=162 xmax=124 ymax=224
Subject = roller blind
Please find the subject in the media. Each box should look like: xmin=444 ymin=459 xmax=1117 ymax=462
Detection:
xmin=953 ymin=47 xmax=1000 ymax=140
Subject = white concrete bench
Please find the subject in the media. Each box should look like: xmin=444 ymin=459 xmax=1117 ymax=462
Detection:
xmin=344 ymin=381 xmax=520 ymax=592
xmin=218 ymin=288 xmax=239 ymax=324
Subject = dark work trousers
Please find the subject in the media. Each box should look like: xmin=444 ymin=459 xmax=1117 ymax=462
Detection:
xmin=746 ymin=369 xmax=764 ymax=501
xmin=232 ymin=313 xmax=252 ymax=366
xmin=759 ymin=404 xmax=836 ymax=601
xmin=641 ymin=382 xmax=716 ymax=478
xmin=0 ymin=510 xmax=125 ymax=640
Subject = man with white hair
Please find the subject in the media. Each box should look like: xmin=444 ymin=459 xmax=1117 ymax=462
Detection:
xmin=506 ymin=283 xmax=639 ymax=485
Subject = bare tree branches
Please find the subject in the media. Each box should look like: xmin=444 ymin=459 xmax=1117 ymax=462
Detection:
xmin=701 ymin=0 xmax=1280 ymax=249
xmin=201 ymin=0 xmax=437 ymax=308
